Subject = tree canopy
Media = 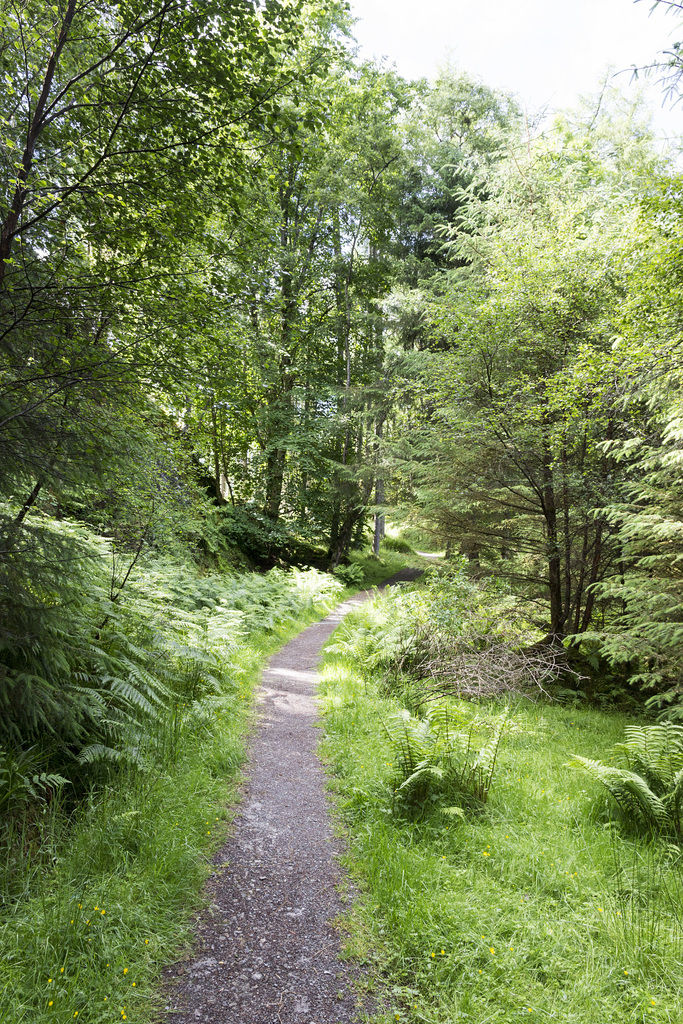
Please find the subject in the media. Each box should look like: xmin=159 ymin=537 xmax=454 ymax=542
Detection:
xmin=2 ymin=0 xmax=683 ymax=772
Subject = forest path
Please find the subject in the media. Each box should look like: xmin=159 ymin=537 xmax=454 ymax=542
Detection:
xmin=161 ymin=568 xmax=421 ymax=1024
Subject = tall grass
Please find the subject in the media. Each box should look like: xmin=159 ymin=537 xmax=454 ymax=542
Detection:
xmin=0 ymin=556 xmax=343 ymax=1024
xmin=319 ymin=598 xmax=683 ymax=1024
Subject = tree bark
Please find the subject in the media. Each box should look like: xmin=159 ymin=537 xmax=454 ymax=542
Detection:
xmin=372 ymin=414 xmax=385 ymax=556
xmin=0 ymin=0 xmax=78 ymax=285
xmin=579 ymin=520 xmax=603 ymax=633
xmin=542 ymin=433 xmax=565 ymax=635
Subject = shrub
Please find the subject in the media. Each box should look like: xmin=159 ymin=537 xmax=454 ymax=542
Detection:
xmin=384 ymin=701 xmax=509 ymax=814
xmin=569 ymin=722 xmax=683 ymax=837
xmin=0 ymin=551 xmax=342 ymax=826
xmin=382 ymin=535 xmax=413 ymax=554
xmin=333 ymin=563 xmax=365 ymax=588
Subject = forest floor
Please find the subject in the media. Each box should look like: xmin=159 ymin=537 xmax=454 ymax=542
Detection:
xmin=316 ymin=587 xmax=683 ymax=1024
xmin=160 ymin=568 xmax=422 ymax=1024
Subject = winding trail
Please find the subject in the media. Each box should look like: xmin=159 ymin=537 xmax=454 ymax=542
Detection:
xmin=162 ymin=569 xmax=421 ymax=1024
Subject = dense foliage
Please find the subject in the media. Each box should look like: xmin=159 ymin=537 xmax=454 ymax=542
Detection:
xmin=5 ymin=2 xmax=683 ymax=1014
xmin=319 ymin=578 xmax=683 ymax=1024
xmin=0 ymin=559 xmax=341 ymax=1021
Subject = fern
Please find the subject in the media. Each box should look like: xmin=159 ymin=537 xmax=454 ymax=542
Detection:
xmin=384 ymin=702 xmax=509 ymax=812
xmin=569 ymin=756 xmax=670 ymax=830
xmin=384 ymin=710 xmax=435 ymax=773
xmin=77 ymin=743 xmax=145 ymax=769
xmin=0 ymin=534 xmax=340 ymax=826
xmin=469 ymin=707 xmax=510 ymax=802
xmin=618 ymin=723 xmax=683 ymax=792
xmin=570 ymin=723 xmax=683 ymax=836
xmin=327 ymin=590 xmax=422 ymax=672
xmin=0 ymin=746 xmax=68 ymax=815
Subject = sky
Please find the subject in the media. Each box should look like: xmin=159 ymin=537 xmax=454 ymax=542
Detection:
xmin=349 ymin=0 xmax=683 ymax=146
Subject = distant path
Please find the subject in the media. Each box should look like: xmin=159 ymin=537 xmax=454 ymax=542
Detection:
xmin=161 ymin=570 xmax=419 ymax=1024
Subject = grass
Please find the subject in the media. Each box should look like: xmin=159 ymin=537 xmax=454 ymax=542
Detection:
xmin=349 ymin=549 xmax=421 ymax=588
xmin=0 ymin=577 xmax=341 ymax=1023
xmin=0 ymin=556 xmax=412 ymax=1024
xmin=384 ymin=523 xmax=444 ymax=556
xmin=318 ymin=615 xmax=683 ymax=1024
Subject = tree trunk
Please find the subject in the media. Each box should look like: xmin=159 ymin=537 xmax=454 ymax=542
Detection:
xmin=372 ymin=414 xmax=385 ymax=556
xmin=579 ymin=520 xmax=604 ymax=633
xmin=210 ymin=401 xmax=224 ymax=503
xmin=328 ymin=506 xmax=360 ymax=570
xmin=542 ymin=434 xmax=565 ymax=635
xmin=264 ymin=447 xmax=286 ymax=520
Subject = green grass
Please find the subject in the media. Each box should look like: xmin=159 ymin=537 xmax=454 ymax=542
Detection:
xmin=0 ymin=571 xmax=352 ymax=1024
xmin=318 ymin=629 xmax=683 ymax=1024
xmin=385 ymin=523 xmax=444 ymax=555
xmin=349 ymin=549 xmax=419 ymax=588
xmin=0 ymin=554 xmax=416 ymax=1024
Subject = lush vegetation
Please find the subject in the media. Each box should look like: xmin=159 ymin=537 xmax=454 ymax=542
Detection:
xmin=320 ymin=574 xmax=683 ymax=1024
xmin=0 ymin=560 xmax=344 ymax=1022
xmin=5 ymin=0 xmax=683 ymax=1020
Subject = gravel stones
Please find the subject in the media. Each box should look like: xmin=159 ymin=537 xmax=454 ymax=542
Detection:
xmin=161 ymin=593 xmax=375 ymax=1024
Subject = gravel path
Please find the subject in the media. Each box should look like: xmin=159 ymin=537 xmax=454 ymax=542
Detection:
xmin=161 ymin=570 xmax=421 ymax=1024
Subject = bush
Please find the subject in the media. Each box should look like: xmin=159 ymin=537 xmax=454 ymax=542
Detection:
xmin=382 ymin=535 xmax=413 ymax=554
xmin=333 ymin=563 xmax=365 ymax=588
xmin=385 ymin=702 xmax=509 ymax=814
xmin=331 ymin=563 xmax=554 ymax=705
xmin=0 ymin=549 xmax=342 ymax=826
xmin=569 ymin=722 xmax=683 ymax=838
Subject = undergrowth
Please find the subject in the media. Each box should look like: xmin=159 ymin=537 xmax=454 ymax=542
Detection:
xmin=569 ymin=722 xmax=683 ymax=838
xmin=319 ymin=584 xmax=683 ymax=1024
xmin=0 ymin=555 xmax=345 ymax=1024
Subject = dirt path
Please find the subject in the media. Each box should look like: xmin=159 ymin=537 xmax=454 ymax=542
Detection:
xmin=161 ymin=570 xmax=420 ymax=1024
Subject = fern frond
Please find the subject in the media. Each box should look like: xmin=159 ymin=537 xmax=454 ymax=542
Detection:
xmin=663 ymin=767 xmax=683 ymax=834
xmin=397 ymin=761 xmax=444 ymax=793
xmin=108 ymin=679 xmax=161 ymax=720
xmin=569 ymin=755 xmax=669 ymax=831
xmin=383 ymin=710 xmax=434 ymax=775
xmin=77 ymin=743 xmax=145 ymax=768
xmin=471 ymin=707 xmax=510 ymax=796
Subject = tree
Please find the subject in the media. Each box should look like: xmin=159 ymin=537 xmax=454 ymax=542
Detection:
xmin=393 ymin=65 xmax=520 ymax=286
xmin=0 ymin=0 xmax=304 ymax=496
xmin=590 ymin=175 xmax=683 ymax=699
xmin=397 ymin=91 xmax=660 ymax=637
xmin=0 ymin=0 xmax=311 ymax=722
xmin=178 ymin=51 xmax=417 ymax=565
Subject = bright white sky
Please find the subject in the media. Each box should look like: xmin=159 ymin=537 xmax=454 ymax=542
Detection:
xmin=350 ymin=0 xmax=683 ymax=146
